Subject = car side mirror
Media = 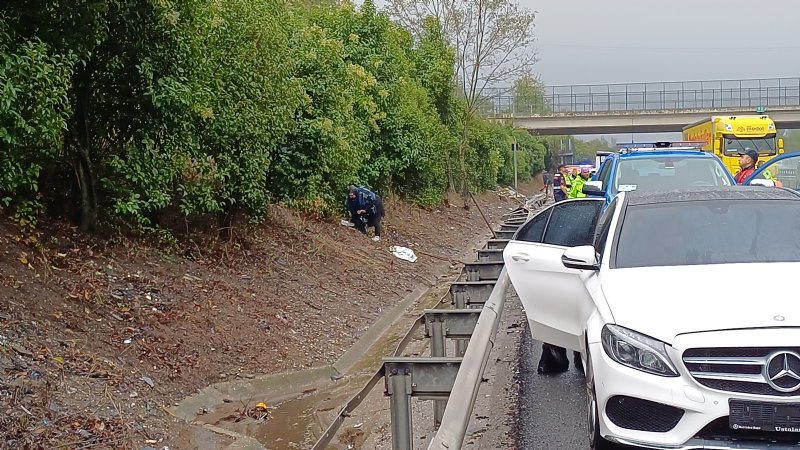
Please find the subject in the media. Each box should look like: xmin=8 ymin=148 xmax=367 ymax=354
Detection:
xmin=562 ymin=245 xmax=599 ymax=271
xmin=749 ymin=179 xmax=776 ymax=187
xmin=582 ymin=180 xmax=604 ymax=197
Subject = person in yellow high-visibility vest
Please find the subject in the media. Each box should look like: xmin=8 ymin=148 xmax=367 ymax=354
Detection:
xmin=756 ymin=161 xmax=783 ymax=187
xmin=569 ymin=167 xmax=592 ymax=198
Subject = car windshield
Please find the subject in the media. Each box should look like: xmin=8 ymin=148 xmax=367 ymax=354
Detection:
xmin=614 ymin=158 xmax=732 ymax=192
xmin=724 ymin=136 xmax=777 ymax=156
xmin=615 ymin=199 xmax=800 ymax=268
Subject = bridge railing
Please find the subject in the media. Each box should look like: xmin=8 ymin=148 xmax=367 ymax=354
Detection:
xmin=481 ymin=77 xmax=800 ymax=117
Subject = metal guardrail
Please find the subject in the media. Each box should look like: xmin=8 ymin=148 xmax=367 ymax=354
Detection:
xmin=311 ymin=192 xmax=545 ymax=450
xmin=427 ymin=269 xmax=510 ymax=450
xmin=480 ymin=77 xmax=800 ymax=116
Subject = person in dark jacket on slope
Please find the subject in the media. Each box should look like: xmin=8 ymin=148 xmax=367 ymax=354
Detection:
xmin=346 ymin=185 xmax=384 ymax=241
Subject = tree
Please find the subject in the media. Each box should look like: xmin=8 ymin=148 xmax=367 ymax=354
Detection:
xmin=3 ymin=0 xmax=192 ymax=231
xmin=0 ymin=33 xmax=73 ymax=227
xmin=384 ymin=0 xmax=537 ymax=198
xmin=571 ymin=136 xmax=617 ymax=164
xmin=512 ymin=72 xmax=548 ymax=115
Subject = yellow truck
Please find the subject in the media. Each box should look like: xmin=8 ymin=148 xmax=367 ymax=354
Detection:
xmin=682 ymin=115 xmax=784 ymax=174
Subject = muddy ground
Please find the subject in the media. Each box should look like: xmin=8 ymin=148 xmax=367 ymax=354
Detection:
xmin=0 ymin=181 xmax=542 ymax=450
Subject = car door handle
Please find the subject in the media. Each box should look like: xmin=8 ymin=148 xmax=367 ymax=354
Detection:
xmin=511 ymin=253 xmax=530 ymax=262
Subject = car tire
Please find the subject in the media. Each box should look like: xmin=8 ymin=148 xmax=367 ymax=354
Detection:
xmin=586 ymin=349 xmax=615 ymax=450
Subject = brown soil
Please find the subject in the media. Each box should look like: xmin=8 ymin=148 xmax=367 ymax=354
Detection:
xmin=0 ymin=181 xmax=541 ymax=450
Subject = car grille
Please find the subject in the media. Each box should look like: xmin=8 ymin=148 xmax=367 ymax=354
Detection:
xmin=683 ymin=347 xmax=800 ymax=397
xmin=605 ymin=395 xmax=684 ymax=432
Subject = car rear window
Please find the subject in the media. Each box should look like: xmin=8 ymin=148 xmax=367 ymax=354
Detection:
xmin=615 ymin=158 xmax=731 ymax=192
xmin=615 ymin=199 xmax=800 ymax=268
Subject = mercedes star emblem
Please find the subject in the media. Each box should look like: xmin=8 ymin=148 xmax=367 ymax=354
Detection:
xmin=765 ymin=352 xmax=800 ymax=393
xmin=774 ymin=315 xmax=786 ymax=322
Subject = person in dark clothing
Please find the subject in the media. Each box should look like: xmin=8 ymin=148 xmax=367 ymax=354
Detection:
xmin=540 ymin=170 xmax=552 ymax=198
xmin=538 ymin=343 xmax=583 ymax=375
xmin=552 ymin=164 xmax=569 ymax=202
xmin=346 ymin=185 xmax=384 ymax=241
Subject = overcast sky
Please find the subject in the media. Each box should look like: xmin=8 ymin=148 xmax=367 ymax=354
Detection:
xmin=374 ymin=0 xmax=800 ymax=139
xmin=520 ymin=0 xmax=800 ymax=140
xmin=528 ymin=0 xmax=800 ymax=86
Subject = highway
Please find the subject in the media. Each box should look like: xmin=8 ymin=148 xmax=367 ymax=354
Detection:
xmin=514 ymin=327 xmax=594 ymax=450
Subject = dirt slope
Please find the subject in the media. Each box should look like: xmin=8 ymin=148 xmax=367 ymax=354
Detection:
xmin=0 ymin=182 xmax=541 ymax=449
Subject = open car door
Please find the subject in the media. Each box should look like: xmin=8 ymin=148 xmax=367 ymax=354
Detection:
xmin=743 ymin=153 xmax=800 ymax=190
xmin=503 ymin=198 xmax=604 ymax=350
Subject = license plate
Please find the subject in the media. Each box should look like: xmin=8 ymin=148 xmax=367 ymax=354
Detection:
xmin=730 ymin=400 xmax=800 ymax=433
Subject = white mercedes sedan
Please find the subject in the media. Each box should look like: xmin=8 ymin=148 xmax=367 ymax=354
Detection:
xmin=504 ymin=186 xmax=800 ymax=449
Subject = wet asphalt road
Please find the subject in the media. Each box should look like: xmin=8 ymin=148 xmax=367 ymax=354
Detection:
xmin=514 ymin=327 xmax=633 ymax=450
xmin=514 ymin=326 xmax=590 ymax=449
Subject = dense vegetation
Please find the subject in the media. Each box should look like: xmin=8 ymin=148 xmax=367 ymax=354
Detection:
xmin=0 ymin=0 xmax=546 ymax=235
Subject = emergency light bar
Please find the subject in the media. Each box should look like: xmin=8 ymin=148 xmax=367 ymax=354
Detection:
xmin=617 ymin=141 xmax=706 ymax=153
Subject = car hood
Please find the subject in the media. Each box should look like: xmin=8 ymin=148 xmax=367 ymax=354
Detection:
xmin=600 ymin=263 xmax=800 ymax=344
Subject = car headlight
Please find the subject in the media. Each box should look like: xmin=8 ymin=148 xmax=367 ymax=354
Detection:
xmin=601 ymin=325 xmax=678 ymax=377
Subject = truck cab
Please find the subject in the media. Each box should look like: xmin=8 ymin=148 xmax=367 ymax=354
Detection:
xmin=683 ymin=115 xmax=784 ymax=175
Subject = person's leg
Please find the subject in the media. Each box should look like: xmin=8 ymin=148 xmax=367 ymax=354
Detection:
xmin=354 ymin=215 xmax=367 ymax=234
xmin=367 ymin=214 xmax=381 ymax=240
xmin=538 ymin=343 xmax=569 ymax=374
xmin=573 ymin=350 xmax=584 ymax=373
xmin=373 ymin=215 xmax=382 ymax=237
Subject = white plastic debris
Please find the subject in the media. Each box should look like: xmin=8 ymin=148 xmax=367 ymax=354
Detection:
xmin=390 ymin=246 xmax=417 ymax=263
xmin=340 ymin=219 xmax=354 ymax=227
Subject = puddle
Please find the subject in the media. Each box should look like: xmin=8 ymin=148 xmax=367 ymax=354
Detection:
xmin=203 ymin=283 xmax=451 ymax=449
xmin=210 ymin=375 xmax=368 ymax=449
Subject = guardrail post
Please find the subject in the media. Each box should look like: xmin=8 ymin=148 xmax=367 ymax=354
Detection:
xmin=428 ymin=318 xmax=447 ymax=426
xmin=387 ymin=367 xmax=413 ymax=450
xmin=451 ymin=289 xmax=469 ymax=356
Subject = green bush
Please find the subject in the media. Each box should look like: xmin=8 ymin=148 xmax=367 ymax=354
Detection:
xmin=0 ymin=0 xmax=545 ymax=234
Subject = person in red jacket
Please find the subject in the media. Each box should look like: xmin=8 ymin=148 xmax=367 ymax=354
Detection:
xmin=734 ymin=148 xmax=759 ymax=184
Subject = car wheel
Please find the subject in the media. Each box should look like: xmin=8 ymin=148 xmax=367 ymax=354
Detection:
xmin=586 ymin=350 xmax=615 ymax=450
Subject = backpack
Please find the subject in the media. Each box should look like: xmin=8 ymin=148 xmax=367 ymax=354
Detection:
xmin=357 ymin=185 xmax=378 ymax=203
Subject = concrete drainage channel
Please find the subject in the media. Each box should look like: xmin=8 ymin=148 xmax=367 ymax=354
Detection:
xmin=172 ymin=193 xmax=544 ymax=450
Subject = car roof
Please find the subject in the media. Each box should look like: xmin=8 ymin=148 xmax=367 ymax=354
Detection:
xmin=617 ymin=150 xmax=713 ymax=159
xmin=624 ymin=186 xmax=800 ymax=206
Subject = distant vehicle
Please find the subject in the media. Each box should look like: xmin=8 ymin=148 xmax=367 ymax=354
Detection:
xmin=594 ymin=151 xmax=612 ymax=173
xmin=582 ymin=142 xmax=735 ymax=206
xmin=504 ymin=186 xmax=800 ymax=449
xmin=682 ymin=114 xmax=784 ymax=174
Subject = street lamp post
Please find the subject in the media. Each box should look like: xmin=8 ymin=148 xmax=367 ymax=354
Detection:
xmin=513 ymin=138 xmax=518 ymax=191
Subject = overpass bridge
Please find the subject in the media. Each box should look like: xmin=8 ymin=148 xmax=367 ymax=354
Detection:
xmin=483 ymin=77 xmax=800 ymax=135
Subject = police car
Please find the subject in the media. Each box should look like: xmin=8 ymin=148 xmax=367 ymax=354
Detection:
xmin=584 ymin=142 xmax=736 ymax=205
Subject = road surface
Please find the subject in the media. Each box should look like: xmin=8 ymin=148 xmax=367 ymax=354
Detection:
xmin=514 ymin=327 xmax=591 ymax=450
